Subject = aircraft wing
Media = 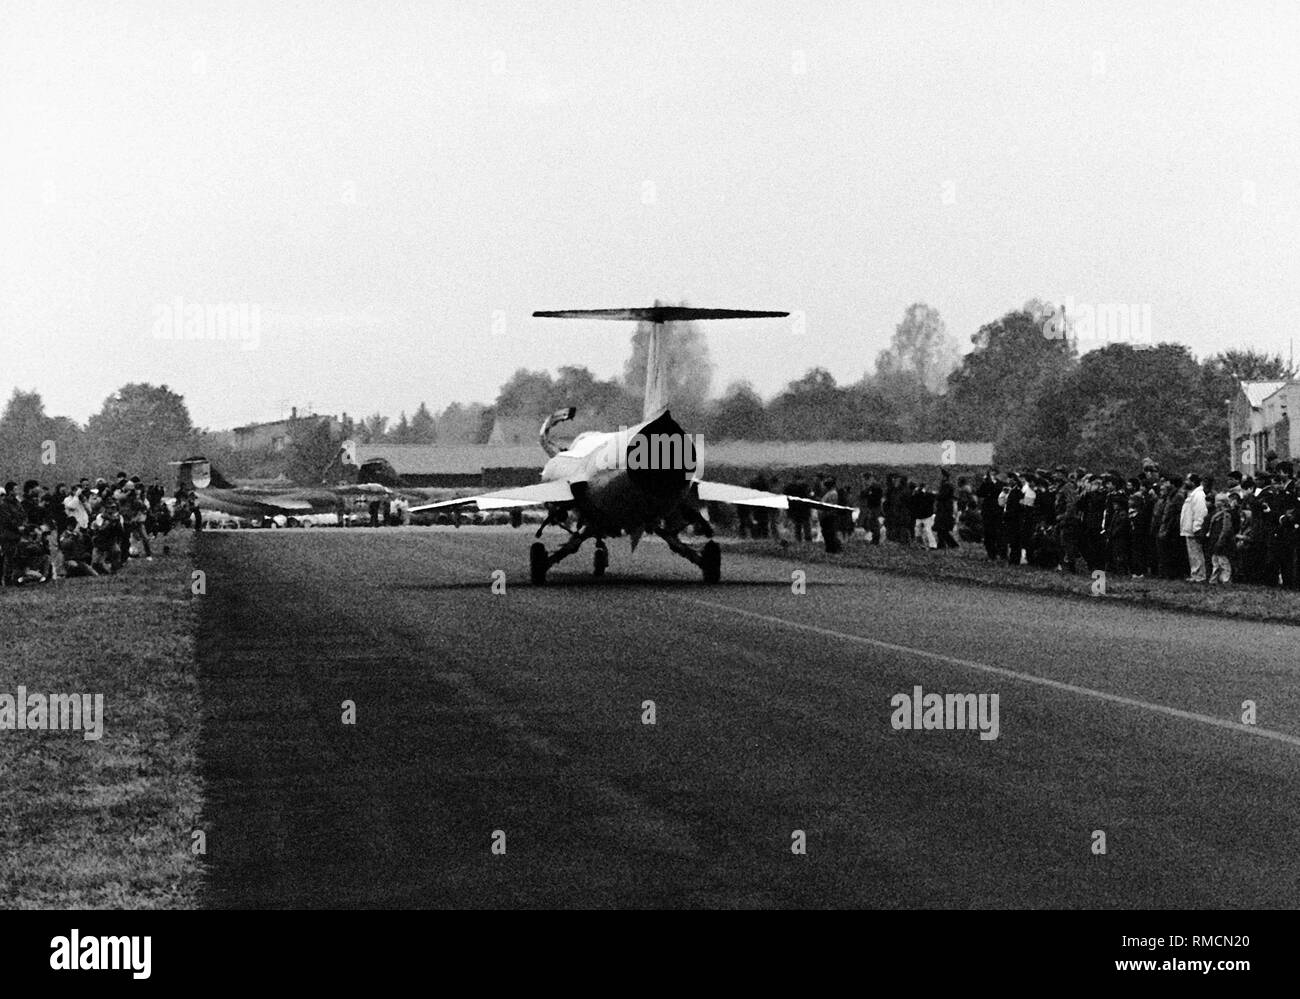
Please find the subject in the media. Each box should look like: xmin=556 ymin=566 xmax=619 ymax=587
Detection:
xmin=407 ymin=480 xmax=575 ymax=513
xmin=693 ymin=480 xmax=855 ymax=512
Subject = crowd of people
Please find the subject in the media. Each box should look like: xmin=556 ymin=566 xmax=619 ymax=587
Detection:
xmin=10 ymin=458 xmax=1300 ymax=592
xmin=729 ymin=459 xmax=1300 ymax=589
xmin=0 ymin=473 xmax=196 ymax=586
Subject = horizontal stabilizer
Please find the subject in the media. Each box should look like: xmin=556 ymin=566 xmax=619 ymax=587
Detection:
xmin=533 ymin=307 xmax=789 ymax=323
xmin=408 ymin=479 xmax=575 ymax=514
xmin=694 ymin=480 xmax=855 ymax=512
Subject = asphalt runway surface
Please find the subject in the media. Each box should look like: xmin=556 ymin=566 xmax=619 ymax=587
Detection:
xmin=194 ymin=526 xmax=1300 ymax=908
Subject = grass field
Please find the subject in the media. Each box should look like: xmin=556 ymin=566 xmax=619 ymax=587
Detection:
xmin=724 ymin=532 xmax=1300 ymax=625
xmin=0 ymin=533 xmax=203 ymax=909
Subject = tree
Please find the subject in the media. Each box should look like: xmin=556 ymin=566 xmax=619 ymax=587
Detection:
xmin=1202 ymin=348 xmax=1295 ymax=383
xmin=875 ymin=303 xmax=961 ymax=394
xmin=705 ymin=381 xmax=770 ymax=440
xmin=850 ymin=369 xmax=937 ymax=441
xmin=286 ymin=417 xmax=339 ymax=484
xmin=768 ymin=368 xmax=852 ymax=440
xmin=390 ymin=411 xmax=413 ymax=444
xmin=1012 ymin=343 xmax=1229 ymax=474
xmin=436 ymin=402 xmax=493 ymax=444
xmin=941 ymin=308 xmax=1077 ymax=460
xmin=494 ymin=369 xmax=556 ymax=418
xmin=1201 ymin=348 xmax=1296 ymax=416
xmin=552 ymin=365 xmax=638 ymax=425
xmin=359 ymin=413 xmax=389 ymax=443
xmin=409 ymin=402 xmax=438 ymax=444
xmin=0 ymin=389 xmax=84 ymax=482
xmin=83 ymin=383 xmax=202 ymax=484
xmin=623 ymin=300 xmax=714 ymax=416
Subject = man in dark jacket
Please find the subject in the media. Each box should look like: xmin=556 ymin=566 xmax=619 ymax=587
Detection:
xmin=1159 ymin=477 xmax=1186 ymax=579
xmin=819 ymin=476 xmax=842 ymax=553
xmin=1055 ymin=472 xmax=1081 ymax=572
xmin=860 ymin=474 xmax=883 ymax=545
xmin=784 ymin=473 xmax=812 ymax=542
xmin=1275 ymin=500 xmax=1300 ymax=589
xmin=976 ymin=469 xmax=1001 ymax=561
xmin=1 ymin=481 xmax=28 ymax=586
xmin=935 ymin=470 xmax=958 ymax=549
xmin=1148 ymin=482 xmax=1168 ymax=578
xmin=1002 ymin=473 xmax=1023 ymax=565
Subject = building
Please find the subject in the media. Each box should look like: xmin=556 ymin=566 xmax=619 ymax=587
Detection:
xmin=1229 ymin=380 xmax=1293 ymax=474
xmin=356 ymin=443 xmax=545 ymax=487
xmin=1257 ymin=383 xmax=1300 ymax=467
xmin=230 ymin=408 xmax=342 ymax=452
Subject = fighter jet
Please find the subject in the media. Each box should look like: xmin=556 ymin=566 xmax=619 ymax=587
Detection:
xmin=408 ymin=306 xmax=851 ymax=583
xmin=169 ymin=456 xmax=392 ymax=526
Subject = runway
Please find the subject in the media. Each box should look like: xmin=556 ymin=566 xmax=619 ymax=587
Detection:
xmin=193 ymin=527 xmax=1300 ymax=908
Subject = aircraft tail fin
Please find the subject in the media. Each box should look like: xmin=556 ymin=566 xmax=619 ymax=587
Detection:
xmin=531 ymin=306 xmax=789 ymax=422
xmin=643 ymin=323 xmax=670 ymax=421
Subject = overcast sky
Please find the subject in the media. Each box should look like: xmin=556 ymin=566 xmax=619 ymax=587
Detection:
xmin=3 ymin=1 xmax=1297 ymax=429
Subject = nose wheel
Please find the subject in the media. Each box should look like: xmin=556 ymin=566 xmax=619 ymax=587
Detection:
xmin=593 ymin=540 xmax=609 ymax=576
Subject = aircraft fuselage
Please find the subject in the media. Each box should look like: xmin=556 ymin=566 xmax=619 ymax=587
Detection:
xmin=539 ymin=410 xmax=699 ymax=536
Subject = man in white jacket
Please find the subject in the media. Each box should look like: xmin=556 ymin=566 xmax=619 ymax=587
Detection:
xmin=1179 ymin=473 xmax=1210 ymax=583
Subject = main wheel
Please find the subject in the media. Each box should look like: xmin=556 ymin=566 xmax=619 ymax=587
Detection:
xmin=593 ymin=543 xmax=609 ymax=577
xmin=701 ymin=540 xmax=721 ymax=583
xmin=530 ymin=542 xmax=549 ymax=585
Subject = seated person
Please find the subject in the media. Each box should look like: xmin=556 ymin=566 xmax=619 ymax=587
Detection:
xmin=91 ymin=504 xmax=124 ymax=573
xmin=59 ymin=525 xmax=101 ymax=577
xmin=13 ymin=524 xmax=52 ymax=584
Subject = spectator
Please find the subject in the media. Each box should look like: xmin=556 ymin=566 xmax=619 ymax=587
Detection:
xmin=1002 ymin=473 xmax=1023 ymax=565
xmin=12 ymin=524 xmax=51 ymax=584
xmin=1 ymin=481 xmax=27 ymax=586
xmin=1056 ymin=471 xmax=1081 ymax=572
xmin=935 ymin=471 xmax=958 ymax=549
xmin=861 ymin=474 xmax=883 ymax=545
xmin=819 ymin=475 xmax=842 ymax=553
xmin=58 ymin=524 xmax=101 ymax=577
xmin=1180 ymin=473 xmax=1209 ymax=583
xmin=1207 ymin=492 xmax=1237 ymax=584
xmin=976 ymin=468 xmax=1001 ymax=561
xmin=912 ymin=481 xmax=937 ymax=549
xmin=784 ymin=472 xmax=812 ymax=542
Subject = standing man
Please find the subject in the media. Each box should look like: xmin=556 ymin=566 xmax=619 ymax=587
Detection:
xmin=1159 ymin=476 xmax=1186 ymax=579
xmin=1055 ymin=470 xmax=1081 ymax=572
xmin=912 ymin=481 xmax=937 ymax=549
xmin=1179 ymin=473 xmax=1209 ymax=583
xmin=861 ymin=473 xmax=883 ymax=545
xmin=1 ymin=482 xmax=28 ymax=586
xmin=1002 ymin=473 xmax=1024 ymax=565
xmin=819 ymin=476 xmax=842 ymax=553
xmin=935 ymin=470 xmax=958 ymax=549
xmin=977 ymin=468 xmax=1002 ymax=561
xmin=784 ymin=472 xmax=812 ymax=542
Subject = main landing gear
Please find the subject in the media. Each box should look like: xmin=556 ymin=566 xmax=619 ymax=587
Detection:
xmin=530 ymin=525 xmax=600 ymax=586
xmin=655 ymin=529 xmax=721 ymax=584
xmin=529 ymin=522 xmax=721 ymax=585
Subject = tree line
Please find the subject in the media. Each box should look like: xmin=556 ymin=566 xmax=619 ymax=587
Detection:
xmin=2 ymin=301 xmax=1291 ymax=485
